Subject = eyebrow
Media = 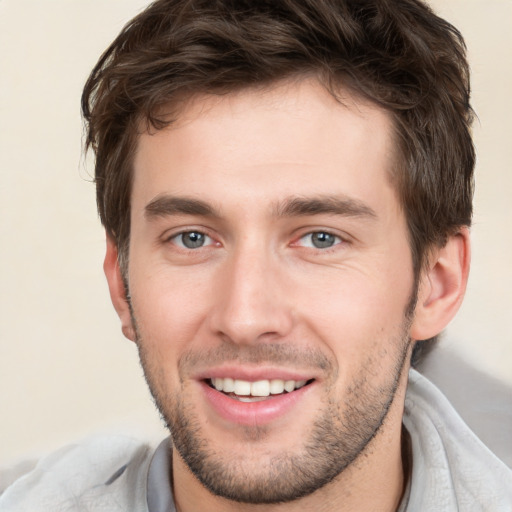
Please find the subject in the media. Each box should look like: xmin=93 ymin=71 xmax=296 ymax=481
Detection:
xmin=274 ymin=196 xmax=377 ymax=220
xmin=144 ymin=194 xmax=377 ymax=221
xmin=145 ymin=196 xmax=218 ymax=219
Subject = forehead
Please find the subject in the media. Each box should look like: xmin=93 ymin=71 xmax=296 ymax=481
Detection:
xmin=131 ymin=78 xmax=398 ymax=218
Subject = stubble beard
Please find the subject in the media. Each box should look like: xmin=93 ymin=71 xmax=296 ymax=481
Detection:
xmin=134 ymin=320 xmax=412 ymax=504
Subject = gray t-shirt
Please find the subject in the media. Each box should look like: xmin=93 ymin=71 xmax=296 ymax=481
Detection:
xmin=1 ymin=369 xmax=511 ymax=511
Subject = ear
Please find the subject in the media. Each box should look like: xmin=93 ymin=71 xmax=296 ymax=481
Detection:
xmin=410 ymin=227 xmax=471 ymax=340
xmin=104 ymin=235 xmax=136 ymax=342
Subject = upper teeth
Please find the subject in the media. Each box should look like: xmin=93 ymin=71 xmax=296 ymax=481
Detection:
xmin=211 ymin=378 xmax=307 ymax=397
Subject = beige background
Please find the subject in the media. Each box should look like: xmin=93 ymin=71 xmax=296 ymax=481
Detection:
xmin=1 ymin=0 xmax=511 ymax=466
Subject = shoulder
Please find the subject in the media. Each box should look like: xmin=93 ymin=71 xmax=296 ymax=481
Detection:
xmin=0 ymin=435 xmax=156 ymax=512
xmin=404 ymin=369 xmax=512 ymax=511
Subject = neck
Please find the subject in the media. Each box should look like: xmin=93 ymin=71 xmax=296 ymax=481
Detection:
xmin=173 ymin=431 xmax=405 ymax=512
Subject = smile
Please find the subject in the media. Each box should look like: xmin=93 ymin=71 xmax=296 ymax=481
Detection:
xmin=208 ymin=378 xmax=311 ymax=402
xmin=201 ymin=376 xmax=316 ymax=425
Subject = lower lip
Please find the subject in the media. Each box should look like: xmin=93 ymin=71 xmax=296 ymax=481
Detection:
xmin=200 ymin=381 xmax=313 ymax=426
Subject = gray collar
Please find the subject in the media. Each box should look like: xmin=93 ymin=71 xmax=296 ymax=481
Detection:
xmin=147 ymin=438 xmax=175 ymax=512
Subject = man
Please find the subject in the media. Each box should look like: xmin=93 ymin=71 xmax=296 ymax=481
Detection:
xmin=1 ymin=0 xmax=511 ymax=510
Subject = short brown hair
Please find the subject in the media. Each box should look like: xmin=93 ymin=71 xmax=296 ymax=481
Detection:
xmin=82 ymin=0 xmax=474 ymax=355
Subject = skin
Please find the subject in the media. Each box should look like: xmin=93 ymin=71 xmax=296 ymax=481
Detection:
xmin=105 ymin=78 xmax=470 ymax=511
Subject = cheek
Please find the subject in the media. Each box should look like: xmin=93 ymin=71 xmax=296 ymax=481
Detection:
xmin=129 ymin=267 xmax=216 ymax=365
xmin=294 ymin=266 xmax=413 ymax=359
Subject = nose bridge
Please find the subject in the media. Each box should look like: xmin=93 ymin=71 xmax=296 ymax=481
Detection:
xmin=211 ymin=238 xmax=292 ymax=344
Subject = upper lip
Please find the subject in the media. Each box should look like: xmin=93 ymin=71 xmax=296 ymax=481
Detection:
xmin=193 ymin=365 xmax=319 ymax=383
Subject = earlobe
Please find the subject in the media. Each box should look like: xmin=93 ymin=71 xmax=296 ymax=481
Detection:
xmin=104 ymin=235 xmax=136 ymax=342
xmin=410 ymin=227 xmax=471 ymax=341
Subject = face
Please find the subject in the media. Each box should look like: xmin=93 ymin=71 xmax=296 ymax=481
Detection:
xmin=123 ymin=79 xmax=416 ymax=503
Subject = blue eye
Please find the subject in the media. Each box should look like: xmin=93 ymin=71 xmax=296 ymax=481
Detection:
xmin=299 ymin=232 xmax=341 ymax=249
xmin=172 ymin=231 xmax=213 ymax=249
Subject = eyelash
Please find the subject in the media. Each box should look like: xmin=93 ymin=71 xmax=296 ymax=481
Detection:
xmin=165 ymin=228 xmax=346 ymax=252
xmin=296 ymin=231 xmax=343 ymax=249
xmin=166 ymin=229 xmax=217 ymax=250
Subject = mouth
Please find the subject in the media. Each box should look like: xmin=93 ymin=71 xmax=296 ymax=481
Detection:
xmin=198 ymin=367 xmax=318 ymax=425
xmin=206 ymin=377 xmax=315 ymax=402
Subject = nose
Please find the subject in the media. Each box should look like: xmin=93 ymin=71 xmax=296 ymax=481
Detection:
xmin=209 ymin=244 xmax=294 ymax=345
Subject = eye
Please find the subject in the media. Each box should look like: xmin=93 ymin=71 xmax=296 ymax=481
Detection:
xmin=298 ymin=231 xmax=342 ymax=249
xmin=170 ymin=231 xmax=214 ymax=249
